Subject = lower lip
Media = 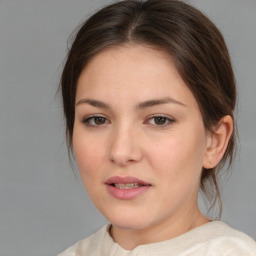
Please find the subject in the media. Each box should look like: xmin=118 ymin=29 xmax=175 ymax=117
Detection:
xmin=106 ymin=184 xmax=151 ymax=200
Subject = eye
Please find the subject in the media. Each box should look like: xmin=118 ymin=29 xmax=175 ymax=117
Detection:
xmin=82 ymin=115 xmax=110 ymax=126
xmin=146 ymin=115 xmax=174 ymax=126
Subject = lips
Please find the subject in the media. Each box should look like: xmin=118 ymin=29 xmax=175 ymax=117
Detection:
xmin=105 ymin=176 xmax=152 ymax=200
xmin=106 ymin=176 xmax=151 ymax=187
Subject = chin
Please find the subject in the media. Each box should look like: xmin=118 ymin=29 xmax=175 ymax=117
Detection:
xmin=102 ymin=206 xmax=150 ymax=230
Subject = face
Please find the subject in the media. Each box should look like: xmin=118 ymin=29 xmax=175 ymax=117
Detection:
xmin=73 ymin=44 xmax=210 ymax=233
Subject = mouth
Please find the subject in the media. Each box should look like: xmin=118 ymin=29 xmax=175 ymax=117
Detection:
xmin=106 ymin=176 xmax=151 ymax=188
xmin=105 ymin=176 xmax=152 ymax=200
xmin=110 ymin=183 xmax=147 ymax=189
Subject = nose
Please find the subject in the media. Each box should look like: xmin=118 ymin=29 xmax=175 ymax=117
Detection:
xmin=109 ymin=125 xmax=143 ymax=166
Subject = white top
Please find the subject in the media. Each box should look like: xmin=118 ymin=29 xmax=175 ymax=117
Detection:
xmin=58 ymin=221 xmax=256 ymax=256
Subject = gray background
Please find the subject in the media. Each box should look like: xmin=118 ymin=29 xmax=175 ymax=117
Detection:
xmin=0 ymin=1 xmax=255 ymax=256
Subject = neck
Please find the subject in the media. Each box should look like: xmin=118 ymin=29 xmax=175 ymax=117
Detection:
xmin=110 ymin=206 xmax=209 ymax=250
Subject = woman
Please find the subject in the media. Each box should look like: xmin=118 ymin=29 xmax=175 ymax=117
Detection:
xmin=58 ymin=0 xmax=256 ymax=255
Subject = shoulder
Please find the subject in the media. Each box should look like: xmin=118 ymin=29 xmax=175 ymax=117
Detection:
xmin=145 ymin=221 xmax=256 ymax=256
xmin=191 ymin=221 xmax=256 ymax=256
xmin=57 ymin=224 xmax=110 ymax=256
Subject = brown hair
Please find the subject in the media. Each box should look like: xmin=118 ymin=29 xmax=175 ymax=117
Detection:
xmin=60 ymin=0 xmax=236 ymax=216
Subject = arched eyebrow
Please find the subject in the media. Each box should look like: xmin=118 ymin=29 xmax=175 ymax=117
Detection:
xmin=135 ymin=97 xmax=186 ymax=109
xmin=76 ymin=99 xmax=109 ymax=108
xmin=75 ymin=97 xmax=186 ymax=109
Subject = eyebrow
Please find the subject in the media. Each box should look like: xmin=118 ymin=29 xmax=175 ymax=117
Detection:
xmin=135 ymin=97 xmax=185 ymax=109
xmin=76 ymin=99 xmax=109 ymax=108
xmin=75 ymin=97 xmax=185 ymax=109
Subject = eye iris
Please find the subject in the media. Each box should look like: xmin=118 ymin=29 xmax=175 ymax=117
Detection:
xmin=94 ymin=117 xmax=105 ymax=125
xmin=154 ymin=117 xmax=166 ymax=125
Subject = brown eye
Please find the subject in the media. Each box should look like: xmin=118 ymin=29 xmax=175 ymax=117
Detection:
xmin=82 ymin=116 xmax=109 ymax=126
xmin=154 ymin=117 xmax=167 ymax=125
xmin=94 ymin=117 xmax=106 ymax=125
xmin=146 ymin=115 xmax=174 ymax=126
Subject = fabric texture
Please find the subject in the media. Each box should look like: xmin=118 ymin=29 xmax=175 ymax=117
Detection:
xmin=58 ymin=221 xmax=256 ymax=256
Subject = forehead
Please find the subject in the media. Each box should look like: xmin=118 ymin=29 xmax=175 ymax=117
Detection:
xmin=79 ymin=44 xmax=175 ymax=80
xmin=76 ymin=44 xmax=197 ymax=108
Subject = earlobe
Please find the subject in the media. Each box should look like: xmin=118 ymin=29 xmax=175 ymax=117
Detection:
xmin=203 ymin=115 xmax=233 ymax=169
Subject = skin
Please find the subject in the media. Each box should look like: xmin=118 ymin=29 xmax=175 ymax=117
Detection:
xmin=73 ymin=44 xmax=233 ymax=250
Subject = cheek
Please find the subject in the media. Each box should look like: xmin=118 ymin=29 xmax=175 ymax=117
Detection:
xmin=72 ymin=127 xmax=105 ymax=181
xmin=148 ymin=129 xmax=206 ymax=210
xmin=148 ymin=125 xmax=206 ymax=180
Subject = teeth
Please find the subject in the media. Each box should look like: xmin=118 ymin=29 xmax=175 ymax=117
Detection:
xmin=114 ymin=183 xmax=141 ymax=189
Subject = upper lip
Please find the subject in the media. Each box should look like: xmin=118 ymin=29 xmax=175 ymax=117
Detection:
xmin=105 ymin=176 xmax=151 ymax=186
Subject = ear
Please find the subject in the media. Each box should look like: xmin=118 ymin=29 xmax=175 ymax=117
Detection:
xmin=203 ymin=115 xmax=233 ymax=169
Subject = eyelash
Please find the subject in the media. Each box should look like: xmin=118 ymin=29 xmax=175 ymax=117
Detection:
xmin=82 ymin=115 xmax=175 ymax=127
xmin=145 ymin=115 xmax=175 ymax=127
xmin=82 ymin=115 xmax=110 ymax=127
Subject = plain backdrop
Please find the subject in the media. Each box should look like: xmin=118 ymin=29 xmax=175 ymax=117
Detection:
xmin=0 ymin=1 xmax=255 ymax=256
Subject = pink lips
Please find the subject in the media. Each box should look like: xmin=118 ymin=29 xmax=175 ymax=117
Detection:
xmin=105 ymin=176 xmax=152 ymax=200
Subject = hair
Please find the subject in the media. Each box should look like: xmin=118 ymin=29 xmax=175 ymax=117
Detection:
xmin=60 ymin=0 xmax=236 ymax=217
